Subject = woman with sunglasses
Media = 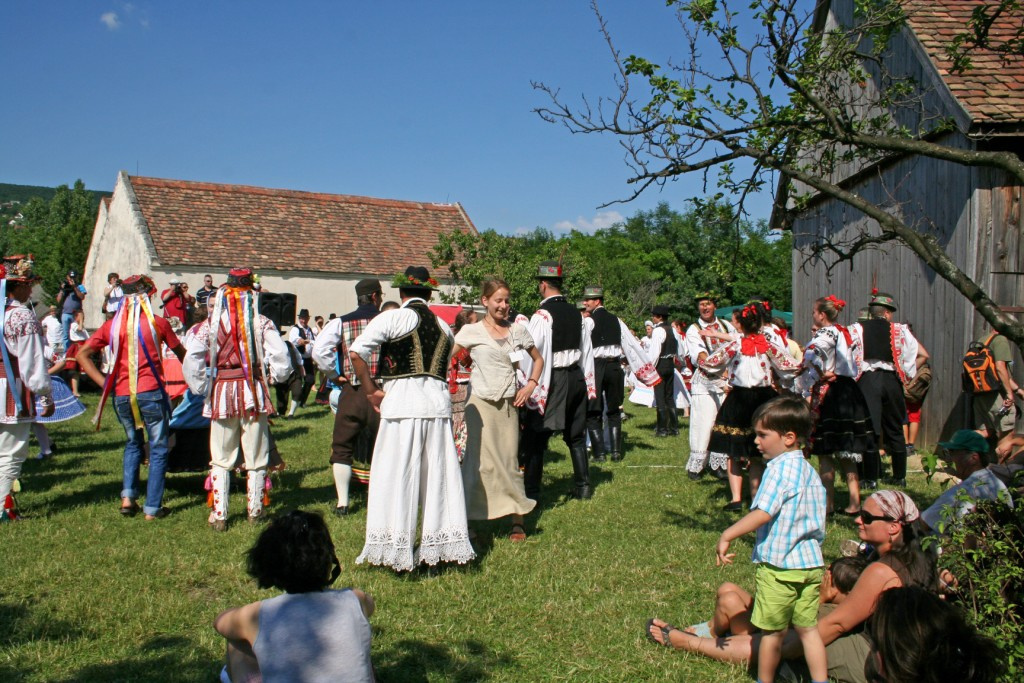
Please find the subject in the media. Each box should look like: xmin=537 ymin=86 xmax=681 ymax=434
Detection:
xmin=214 ymin=510 xmax=376 ymax=682
xmin=646 ymin=490 xmax=935 ymax=683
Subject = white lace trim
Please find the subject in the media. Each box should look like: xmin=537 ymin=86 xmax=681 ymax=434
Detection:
xmin=356 ymin=527 xmax=475 ymax=572
xmin=686 ymin=450 xmax=709 ymax=473
xmin=709 ymin=451 xmax=730 ymax=471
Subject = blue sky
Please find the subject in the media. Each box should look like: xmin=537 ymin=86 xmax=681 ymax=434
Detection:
xmin=2 ymin=1 xmax=775 ymax=235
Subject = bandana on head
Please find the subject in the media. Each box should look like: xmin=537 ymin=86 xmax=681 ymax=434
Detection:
xmin=869 ymin=490 xmax=920 ymax=524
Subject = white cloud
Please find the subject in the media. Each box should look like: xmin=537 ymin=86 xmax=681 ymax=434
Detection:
xmin=100 ymin=12 xmax=120 ymax=30
xmin=551 ymin=210 xmax=624 ymax=234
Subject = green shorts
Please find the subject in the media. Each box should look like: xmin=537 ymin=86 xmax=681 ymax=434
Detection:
xmin=750 ymin=563 xmax=823 ymax=631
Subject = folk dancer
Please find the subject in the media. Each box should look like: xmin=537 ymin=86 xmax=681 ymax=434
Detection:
xmin=855 ymin=291 xmax=924 ymax=488
xmin=684 ymin=292 xmax=737 ymax=479
xmin=796 ymin=295 xmax=877 ymax=515
xmin=183 ymin=268 xmax=291 ymax=531
xmin=0 ymin=256 xmax=53 ymax=521
xmin=285 ymin=308 xmax=317 ymax=414
xmin=581 ymin=285 xmax=660 ymax=461
xmin=311 ymin=278 xmax=383 ymax=516
xmin=78 ymin=274 xmax=184 ymax=520
xmin=349 ymin=266 xmax=474 ymax=571
xmin=701 ymin=302 xmax=800 ymax=511
xmin=518 ymin=261 xmax=597 ymax=500
xmin=647 ymin=305 xmax=680 ymax=437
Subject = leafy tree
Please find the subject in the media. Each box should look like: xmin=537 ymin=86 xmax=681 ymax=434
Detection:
xmin=533 ymin=0 xmax=1024 ymax=351
xmin=432 ymin=202 xmax=791 ymax=331
xmin=0 ymin=180 xmax=97 ymax=302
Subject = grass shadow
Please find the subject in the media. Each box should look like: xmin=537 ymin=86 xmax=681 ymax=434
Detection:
xmin=0 ymin=601 xmax=83 ymax=648
xmin=661 ymin=508 xmax=733 ymax=533
xmin=54 ymin=636 xmax=214 ymax=683
xmin=374 ymin=637 xmax=515 ymax=682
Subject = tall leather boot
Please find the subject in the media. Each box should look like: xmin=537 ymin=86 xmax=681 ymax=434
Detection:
xmin=609 ymin=424 xmax=623 ymax=462
xmin=587 ymin=427 xmax=606 ymax=463
xmin=522 ymin=431 xmax=548 ymax=500
xmin=569 ymin=444 xmax=592 ymax=499
xmin=666 ymin=402 xmax=679 ymax=436
xmin=655 ymin=407 xmax=668 ymax=437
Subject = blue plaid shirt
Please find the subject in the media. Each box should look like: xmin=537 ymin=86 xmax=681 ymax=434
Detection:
xmin=750 ymin=450 xmax=826 ymax=569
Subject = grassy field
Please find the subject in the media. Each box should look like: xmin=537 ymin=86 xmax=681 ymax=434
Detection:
xmin=0 ymin=396 xmax=940 ymax=682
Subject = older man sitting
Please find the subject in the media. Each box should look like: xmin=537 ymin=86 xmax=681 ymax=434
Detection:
xmin=921 ymin=429 xmax=1013 ymax=534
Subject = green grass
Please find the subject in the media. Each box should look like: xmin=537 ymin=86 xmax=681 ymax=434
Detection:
xmin=0 ymin=397 xmax=942 ymax=682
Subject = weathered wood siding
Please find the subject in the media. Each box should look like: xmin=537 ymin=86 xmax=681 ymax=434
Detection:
xmin=791 ymin=132 xmax=992 ymax=448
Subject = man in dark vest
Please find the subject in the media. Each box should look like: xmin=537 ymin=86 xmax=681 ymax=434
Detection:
xmin=311 ymin=278 xmax=383 ymax=516
xmin=856 ymin=291 xmax=924 ymax=488
xmin=348 ymin=266 xmax=474 ymax=571
xmin=519 ymin=261 xmax=596 ymax=499
xmin=647 ymin=305 xmax=679 ymax=436
xmin=582 ymin=285 xmax=661 ymax=462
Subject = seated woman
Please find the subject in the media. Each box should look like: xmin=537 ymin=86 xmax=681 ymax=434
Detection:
xmin=674 ymin=555 xmax=868 ymax=640
xmin=647 ymin=491 xmax=935 ymax=683
xmin=214 ymin=510 xmax=376 ymax=683
xmin=865 ymin=586 xmax=1003 ymax=683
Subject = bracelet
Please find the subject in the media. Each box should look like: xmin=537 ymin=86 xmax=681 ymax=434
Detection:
xmin=527 ymin=378 xmax=538 ymax=385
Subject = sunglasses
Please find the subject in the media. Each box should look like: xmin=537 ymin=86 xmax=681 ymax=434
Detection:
xmin=857 ymin=510 xmax=896 ymax=525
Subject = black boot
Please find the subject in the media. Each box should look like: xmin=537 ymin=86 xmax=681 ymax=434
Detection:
xmin=588 ymin=428 xmax=606 ymax=463
xmin=666 ymin=403 xmax=679 ymax=436
xmin=609 ymin=424 xmax=623 ymax=461
xmin=655 ymin=408 xmax=668 ymax=437
xmin=569 ymin=445 xmax=592 ymax=499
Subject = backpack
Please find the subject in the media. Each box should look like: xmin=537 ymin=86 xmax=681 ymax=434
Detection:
xmin=962 ymin=334 xmax=1000 ymax=394
xmin=904 ymin=361 xmax=932 ymax=404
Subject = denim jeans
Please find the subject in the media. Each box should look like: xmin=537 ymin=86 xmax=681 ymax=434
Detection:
xmin=114 ymin=390 xmax=171 ymax=516
xmin=60 ymin=312 xmax=75 ymax=350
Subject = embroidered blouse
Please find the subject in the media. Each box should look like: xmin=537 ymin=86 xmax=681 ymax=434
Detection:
xmin=699 ymin=334 xmax=800 ymax=389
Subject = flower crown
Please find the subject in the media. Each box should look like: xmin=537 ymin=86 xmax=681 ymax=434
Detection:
xmin=391 ymin=273 xmax=439 ymax=289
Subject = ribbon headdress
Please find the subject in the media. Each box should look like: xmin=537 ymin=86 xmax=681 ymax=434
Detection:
xmin=93 ymin=274 xmax=165 ymax=430
xmin=0 ymin=255 xmax=42 ymax=417
xmin=206 ymin=268 xmax=271 ymax=415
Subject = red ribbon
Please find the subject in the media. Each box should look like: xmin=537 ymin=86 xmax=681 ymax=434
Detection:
xmin=740 ymin=334 xmax=769 ymax=356
xmin=834 ymin=324 xmax=853 ymax=347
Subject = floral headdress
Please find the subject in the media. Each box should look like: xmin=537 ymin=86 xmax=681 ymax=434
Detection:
xmin=392 ymin=266 xmax=439 ymax=290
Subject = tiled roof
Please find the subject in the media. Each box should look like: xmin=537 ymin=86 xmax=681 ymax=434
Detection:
xmin=906 ymin=0 xmax=1024 ymax=125
xmin=127 ymin=176 xmax=476 ymax=276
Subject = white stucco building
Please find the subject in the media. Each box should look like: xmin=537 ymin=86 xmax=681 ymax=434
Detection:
xmin=83 ymin=172 xmax=478 ymax=328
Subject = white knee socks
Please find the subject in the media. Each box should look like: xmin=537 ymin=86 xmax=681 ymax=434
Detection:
xmin=332 ymin=463 xmax=352 ymax=508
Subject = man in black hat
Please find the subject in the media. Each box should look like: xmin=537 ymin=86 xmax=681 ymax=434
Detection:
xmin=684 ymin=292 xmax=736 ymax=478
xmin=647 ymin=304 xmax=679 ymax=437
xmin=519 ymin=261 xmax=596 ymax=499
xmin=349 ymin=266 xmax=474 ymax=571
xmin=312 ymin=278 xmax=384 ymax=516
xmin=581 ymin=285 xmax=660 ymax=461
xmin=857 ymin=291 xmax=925 ymax=487
xmin=286 ymin=308 xmax=317 ymax=414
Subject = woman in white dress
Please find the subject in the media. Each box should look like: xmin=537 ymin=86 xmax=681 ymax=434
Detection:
xmin=452 ymin=278 xmax=542 ymax=541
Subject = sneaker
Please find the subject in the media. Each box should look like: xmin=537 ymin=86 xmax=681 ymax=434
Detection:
xmin=333 ymin=506 xmax=348 ymax=517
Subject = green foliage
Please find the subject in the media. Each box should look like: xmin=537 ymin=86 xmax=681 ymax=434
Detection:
xmin=431 ymin=201 xmax=792 ymax=331
xmin=935 ymin=494 xmax=1024 ymax=681
xmin=0 ymin=180 xmax=98 ymax=303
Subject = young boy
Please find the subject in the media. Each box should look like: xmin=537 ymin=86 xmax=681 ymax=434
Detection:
xmin=715 ymin=396 xmax=827 ymax=683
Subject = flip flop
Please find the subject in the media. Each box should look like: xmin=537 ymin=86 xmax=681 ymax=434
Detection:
xmin=645 ymin=618 xmax=678 ymax=648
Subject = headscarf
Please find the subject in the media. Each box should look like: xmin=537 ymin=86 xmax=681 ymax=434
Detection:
xmin=869 ymin=490 xmax=920 ymax=524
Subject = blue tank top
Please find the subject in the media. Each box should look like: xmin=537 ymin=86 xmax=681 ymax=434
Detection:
xmin=253 ymin=589 xmax=374 ymax=682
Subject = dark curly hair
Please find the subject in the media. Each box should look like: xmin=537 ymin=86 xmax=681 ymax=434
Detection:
xmin=865 ymin=586 xmax=1004 ymax=683
xmin=246 ymin=510 xmax=339 ymax=594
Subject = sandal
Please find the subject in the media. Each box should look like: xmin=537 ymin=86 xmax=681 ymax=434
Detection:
xmin=120 ymin=500 xmax=140 ymax=517
xmin=645 ymin=618 xmax=679 ymax=648
xmin=509 ymin=524 xmax=527 ymax=542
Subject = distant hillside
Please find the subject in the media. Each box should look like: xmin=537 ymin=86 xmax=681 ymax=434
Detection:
xmin=0 ymin=182 xmax=108 ymax=223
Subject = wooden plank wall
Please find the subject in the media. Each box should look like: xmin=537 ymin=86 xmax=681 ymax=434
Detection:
xmin=790 ymin=133 xmax=983 ymax=448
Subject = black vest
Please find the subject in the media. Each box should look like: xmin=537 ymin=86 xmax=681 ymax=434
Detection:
xmin=861 ymin=318 xmax=894 ymax=363
xmin=590 ymin=307 xmax=621 ymax=348
xmin=540 ymin=296 xmax=582 ymax=353
xmin=379 ymin=302 xmax=452 ymax=381
xmin=658 ymin=322 xmax=678 ymax=356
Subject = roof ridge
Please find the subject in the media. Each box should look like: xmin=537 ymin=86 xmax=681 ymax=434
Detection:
xmin=128 ymin=175 xmax=461 ymax=211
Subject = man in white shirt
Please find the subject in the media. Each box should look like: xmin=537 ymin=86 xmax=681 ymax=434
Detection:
xmin=349 ymin=266 xmax=474 ymax=572
xmin=647 ymin=305 xmax=679 ymax=437
xmin=286 ymin=308 xmax=317 ymax=414
xmin=684 ymin=292 xmax=737 ymax=479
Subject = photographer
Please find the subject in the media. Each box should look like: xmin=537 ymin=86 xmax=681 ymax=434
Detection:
xmin=160 ymin=278 xmax=195 ymax=327
xmin=56 ymin=269 xmax=86 ymax=350
xmin=103 ymin=272 xmax=123 ymax=319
